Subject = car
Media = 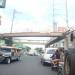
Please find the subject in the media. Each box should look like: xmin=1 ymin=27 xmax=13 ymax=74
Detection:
xmin=0 ymin=46 xmax=22 ymax=64
xmin=28 ymin=50 xmax=35 ymax=56
xmin=41 ymin=48 xmax=57 ymax=65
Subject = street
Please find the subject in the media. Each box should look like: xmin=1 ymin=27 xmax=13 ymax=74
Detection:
xmin=0 ymin=55 xmax=57 ymax=75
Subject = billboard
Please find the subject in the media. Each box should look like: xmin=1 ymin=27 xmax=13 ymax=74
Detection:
xmin=0 ymin=0 xmax=6 ymax=8
xmin=58 ymin=27 xmax=66 ymax=32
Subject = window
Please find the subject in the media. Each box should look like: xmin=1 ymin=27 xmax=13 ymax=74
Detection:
xmin=47 ymin=50 xmax=55 ymax=54
xmin=0 ymin=48 xmax=11 ymax=52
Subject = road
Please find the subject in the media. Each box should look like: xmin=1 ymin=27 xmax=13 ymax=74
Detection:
xmin=0 ymin=55 xmax=57 ymax=75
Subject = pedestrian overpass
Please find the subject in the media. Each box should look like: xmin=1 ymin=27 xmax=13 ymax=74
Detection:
xmin=0 ymin=32 xmax=63 ymax=37
xmin=14 ymin=40 xmax=47 ymax=45
xmin=0 ymin=32 xmax=64 ymax=46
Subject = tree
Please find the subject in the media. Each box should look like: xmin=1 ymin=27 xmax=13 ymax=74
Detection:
xmin=13 ymin=43 xmax=31 ymax=52
xmin=4 ymin=37 xmax=13 ymax=46
xmin=13 ymin=42 xmax=23 ymax=49
xmin=35 ymin=47 xmax=44 ymax=53
xmin=24 ymin=46 xmax=31 ymax=52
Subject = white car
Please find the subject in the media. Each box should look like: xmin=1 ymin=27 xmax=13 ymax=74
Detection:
xmin=28 ymin=50 xmax=36 ymax=56
xmin=41 ymin=48 xmax=57 ymax=65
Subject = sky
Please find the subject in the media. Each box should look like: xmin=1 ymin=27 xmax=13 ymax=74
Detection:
xmin=0 ymin=0 xmax=75 ymax=49
xmin=0 ymin=0 xmax=75 ymax=33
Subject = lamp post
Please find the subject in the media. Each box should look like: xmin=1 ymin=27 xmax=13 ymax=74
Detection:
xmin=9 ymin=9 xmax=16 ymax=46
xmin=53 ymin=0 xmax=55 ymax=32
xmin=10 ymin=9 xmax=23 ymax=33
xmin=10 ymin=9 xmax=15 ymax=33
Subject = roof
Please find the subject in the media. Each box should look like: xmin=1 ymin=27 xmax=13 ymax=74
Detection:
xmin=0 ymin=46 xmax=17 ymax=49
xmin=45 ymin=36 xmax=64 ymax=48
xmin=46 ymin=48 xmax=57 ymax=50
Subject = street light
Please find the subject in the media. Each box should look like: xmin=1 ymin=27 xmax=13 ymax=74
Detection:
xmin=10 ymin=9 xmax=24 ymax=33
xmin=10 ymin=9 xmax=15 ymax=33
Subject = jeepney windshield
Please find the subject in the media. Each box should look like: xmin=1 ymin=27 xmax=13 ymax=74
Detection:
xmin=0 ymin=48 xmax=11 ymax=52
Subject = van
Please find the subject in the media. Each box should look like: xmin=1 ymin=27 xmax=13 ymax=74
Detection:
xmin=41 ymin=48 xmax=57 ymax=65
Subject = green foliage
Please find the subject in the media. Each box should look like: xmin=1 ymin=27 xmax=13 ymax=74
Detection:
xmin=13 ymin=41 xmax=31 ymax=51
xmin=13 ymin=42 xmax=23 ymax=49
xmin=4 ymin=37 xmax=13 ymax=46
xmin=35 ymin=47 xmax=43 ymax=53
xmin=0 ymin=39 xmax=5 ymax=46
xmin=24 ymin=46 xmax=31 ymax=52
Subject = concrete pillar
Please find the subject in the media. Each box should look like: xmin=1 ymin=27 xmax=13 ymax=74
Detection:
xmin=64 ymin=36 xmax=69 ymax=50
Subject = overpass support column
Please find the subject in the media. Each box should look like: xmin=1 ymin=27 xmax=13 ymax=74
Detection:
xmin=64 ymin=36 xmax=69 ymax=49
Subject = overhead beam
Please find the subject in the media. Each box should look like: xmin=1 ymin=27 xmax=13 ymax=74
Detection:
xmin=0 ymin=32 xmax=63 ymax=37
xmin=13 ymin=39 xmax=48 ymax=41
xmin=14 ymin=42 xmax=46 ymax=45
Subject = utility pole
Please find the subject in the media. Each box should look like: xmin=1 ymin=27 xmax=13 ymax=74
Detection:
xmin=65 ymin=0 xmax=69 ymax=29
xmin=53 ymin=0 xmax=55 ymax=32
xmin=53 ymin=0 xmax=57 ymax=32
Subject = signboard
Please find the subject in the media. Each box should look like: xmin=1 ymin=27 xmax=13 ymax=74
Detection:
xmin=58 ymin=27 xmax=66 ymax=32
xmin=0 ymin=0 xmax=6 ymax=8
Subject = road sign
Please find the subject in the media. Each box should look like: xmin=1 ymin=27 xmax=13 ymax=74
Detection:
xmin=0 ymin=0 xmax=6 ymax=8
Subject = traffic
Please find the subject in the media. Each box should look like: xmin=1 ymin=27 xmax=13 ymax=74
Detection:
xmin=0 ymin=0 xmax=75 ymax=75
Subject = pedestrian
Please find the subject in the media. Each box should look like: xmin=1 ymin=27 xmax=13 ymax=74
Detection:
xmin=59 ymin=47 xmax=64 ymax=62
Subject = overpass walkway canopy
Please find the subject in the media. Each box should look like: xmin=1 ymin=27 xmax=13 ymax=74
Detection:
xmin=0 ymin=32 xmax=63 ymax=37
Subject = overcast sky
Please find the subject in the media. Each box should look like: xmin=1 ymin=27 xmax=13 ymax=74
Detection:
xmin=0 ymin=0 xmax=75 ymax=33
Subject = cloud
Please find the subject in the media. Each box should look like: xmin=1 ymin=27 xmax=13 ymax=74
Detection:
xmin=0 ymin=0 xmax=75 ymax=33
xmin=12 ymin=19 xmax=53 ymax=32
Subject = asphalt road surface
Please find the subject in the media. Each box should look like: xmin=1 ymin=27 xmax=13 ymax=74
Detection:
xmin=0 ymin=55 xmax=57 ymax=75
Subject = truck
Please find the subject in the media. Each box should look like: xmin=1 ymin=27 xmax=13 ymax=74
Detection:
xmin=64 ymin=30 xmax=75 ymax=75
